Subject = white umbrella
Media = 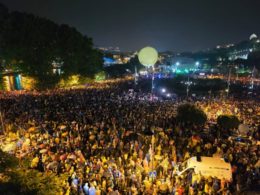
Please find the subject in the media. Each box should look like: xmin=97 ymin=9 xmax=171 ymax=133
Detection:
xmin=238 ymin=124 xmax=249 ymax=135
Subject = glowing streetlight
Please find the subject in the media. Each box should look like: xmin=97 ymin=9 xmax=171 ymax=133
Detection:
xmin=161 ymin=88 xmax=166 ymax=93
xmin=227 ymin=66 xmax=231 ymax=97
xmin=235 ymin=66 xmax=238 ymax=81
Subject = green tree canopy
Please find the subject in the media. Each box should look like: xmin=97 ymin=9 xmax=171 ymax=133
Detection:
xmin=105 ymin=55 xmax=144 ymax=78
xmin=217 ymin=115 xmax=240 ymax=130
xmin=0 ymin=3 xmax=103 ymax=89
xmin=176 ymin=103 xmax=207 ymax=126
xmin=0 ymin=149 xmax=65 ymax=194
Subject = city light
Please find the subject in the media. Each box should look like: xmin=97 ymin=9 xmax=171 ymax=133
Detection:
xmin=161 ymin=88 xmax=166 ymax=93
xmin=139 ymin=70 xmax=148 ymax=75
xmin=166 ymin=93 xmax=171 ymax=97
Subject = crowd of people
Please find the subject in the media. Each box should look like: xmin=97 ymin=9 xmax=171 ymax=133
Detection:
xmin=0 ymin=80 xmax=259 ymax=194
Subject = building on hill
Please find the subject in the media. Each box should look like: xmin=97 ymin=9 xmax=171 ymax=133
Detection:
xmin=228 ymin=34 xmax=260 ymax=60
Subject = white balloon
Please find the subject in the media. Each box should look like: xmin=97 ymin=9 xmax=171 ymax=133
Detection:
xmin=138 ymin=47 xmax=158 ymax=67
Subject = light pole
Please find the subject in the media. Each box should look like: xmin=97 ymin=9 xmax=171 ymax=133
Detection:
xmin=186 ymin=62 xmax=198 ymax=98
xmin=226 ymin=66 xmax=231 ymax=97
xmin=195 ymin=61 xmax=200 ymax=70
xmin=235 ymin=66 xmax=238 ymax=82
xmin=138 ymin=47 xmax=158 ymax=99
xmin=134 ymin=65 xmax=138 ymax=86
xmin=151 ymin=66 xmax=155 ymax=96
xmin=175 ymin=62 xmax=180 ymax=73
xmin=186 ymin=75 xmax=190 ymax=98
xmin=250 ymin=66 xmax=256 ymax=91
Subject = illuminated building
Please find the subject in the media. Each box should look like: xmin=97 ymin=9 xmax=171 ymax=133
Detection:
xmin=103 ymin=54 xmax=132 ymax=67
xmin=52 ymin=58 xmax=64 ymax=75
xmin=103 ymin=57 xmax=116 ymax=67
xmin=228 ymin=34 xmax=259 ymax=60
xmin=2 ymin=73 xmax=23 ymax=91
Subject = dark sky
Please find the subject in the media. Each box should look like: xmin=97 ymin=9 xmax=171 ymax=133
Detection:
xmin=0 ymin=0 xmax=260 ymax=52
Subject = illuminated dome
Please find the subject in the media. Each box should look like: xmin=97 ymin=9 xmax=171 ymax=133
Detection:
xmin=249 ymin=33 xmax=258 ymax=40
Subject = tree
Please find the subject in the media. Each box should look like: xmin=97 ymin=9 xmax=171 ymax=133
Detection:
xmin=0 ymin=149 xmax=17 ymax=172
xmin=248 ymin=51 xmax=260 ymax=70
xmin=217 ymin=115 xmax=240 ymax=131
xmin=0 ymin=4 xmax=103 ymax=89
xmin=104 ymin=55 xmax=144 ymax=78
xmin=176 ymin=103 xmax=207 ymax=126
xmin=0 ymin=149 xmax=65 ymax=194
xmin=216 ymin=115 xmax=240 ymax=138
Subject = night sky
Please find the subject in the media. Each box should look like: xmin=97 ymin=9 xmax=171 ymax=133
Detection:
xmin=1 ymin=0 xmax=260 ymax=52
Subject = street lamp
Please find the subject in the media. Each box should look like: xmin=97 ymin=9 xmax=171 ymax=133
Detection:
xmin=161 ymin=88 xmax=166 ymax=93
xmin=235 ymin=66 xmax=238 ymax=82
xmin=227 ymin=66 xmax=231 ymax=97
xmin=250 ymin=66 xmax=256 ymax=91
xmin=138 ymin=47 xmax=158 ymax=98
xmin=186 ymin=76 xmax=191 ymax=98
xmin=134 ymin=66 xmax=138 ymax=85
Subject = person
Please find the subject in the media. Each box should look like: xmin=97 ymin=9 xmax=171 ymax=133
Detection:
xmin=0 ymin=80 xmax=259 ymax=194
xmin=83 ymin=182 xmax=89 ymax=195
xmin=31 ymin=155 xmax=39 ymax=168
xmin=95 ymin=185 xmax=101 ymax=195
xmin=88 ymin=184 xmax=96 ymax=195
xmin=72 ymin=176 xmax=79 ymax=190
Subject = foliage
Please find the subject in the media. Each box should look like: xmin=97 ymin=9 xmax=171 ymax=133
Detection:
xmin=0 ymin=3 xmax=103 ymax=89
xmin=0 ymin=75 xmax=4 ymax=90
xmin=0 ymin=150 xmax=66 ymax=195
xmin=105 ymin=55 xmax=144 ymax=78
xmin=217 ymin=115 xmax=240 ymax=130
xmin=35 ymin=74 xmax=60 ymax=90
xmin=0 ymin=149 xmax=18 ymax=172
xmin=20 ymin=76 xmax=36 ymax=90
xmin=95 ymin=71 xmax=106 ymax=81
xmin=176 ymin=103 xmax=207 ymax=126
xmin=58 ymin=75 xmax=94 ymax=88
xmin=58 ymin=74 xmax=80 ymax=88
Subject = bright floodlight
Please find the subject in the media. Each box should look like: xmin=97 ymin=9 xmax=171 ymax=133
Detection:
xmin=176 ymin=62 xmax=180 ymax=66
xmin=166 ymin=93 xmax=171 ymax=97
xmin=161 ymin=88 xmax=166 ymax=93
xmin=196 ymin=62 xmax=199 ymax=66
xmin=138 ymin=46 xmax=158 ymax=67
